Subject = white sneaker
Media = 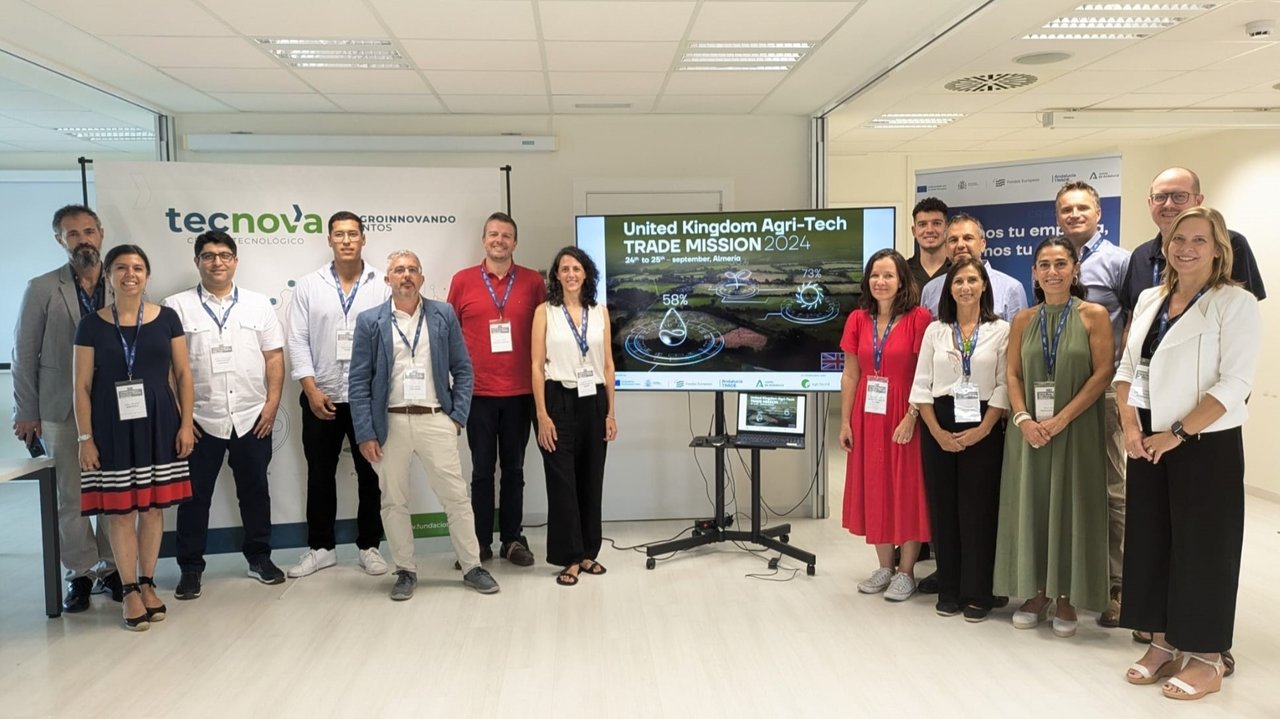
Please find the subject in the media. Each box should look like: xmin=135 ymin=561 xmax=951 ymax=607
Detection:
xmin=857 ymin=567 xmax=894 ymax=594
xmin=358 ymin=547 xmax=389 ymax=576
xmin=884 ymin=572 xmax=917 ymax=602
xmin=287 ymin=548 xmax=336 ymax=578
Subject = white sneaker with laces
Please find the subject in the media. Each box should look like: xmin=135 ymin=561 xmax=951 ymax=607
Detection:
xmin=857 ymin=567 xmax=894 ymax=594
xmin=287 ymin=548 xmax=336 ymax=578
xmin=359 ymin=547 xmax=389 ymax=576
xmin=884 ymin=572 xmax=917 ymax=602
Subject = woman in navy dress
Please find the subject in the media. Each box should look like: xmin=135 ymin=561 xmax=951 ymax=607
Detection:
xmin=73 ymin=244 xmax=195 ymax=631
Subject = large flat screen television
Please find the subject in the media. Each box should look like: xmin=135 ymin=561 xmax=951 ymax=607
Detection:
xmin=576 ymin=207 xmax=895 ymax=392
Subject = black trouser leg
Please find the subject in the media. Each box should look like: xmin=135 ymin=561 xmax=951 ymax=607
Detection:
xmin=334 ymin=402 xmax=383 ymax=551
xmin=467 ymin=395 xmax=500 ymax=549
xmin=226 ymin=427 xmax=274 ymax=563
xmin=175 ymin=427 xmax=229 ymax=573
xmin=300 ymin=392 xmax=342 ymax=550
xmin=956 ymin=417 xmax=1003 ymax=609
xmin=920 ymin=412 xmax=961 ymax=605
xmin=541 ymin=383 xmax=583 ymax=566
xmin=496 ymin=394 xmax=534 ymax=545
xmin=576 ymin=391 xmax=608 ymax=561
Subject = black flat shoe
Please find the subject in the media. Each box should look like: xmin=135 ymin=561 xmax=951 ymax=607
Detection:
xmin=121 ymin=583 xmax=150 ymax=632
xmin=63 ymin=576 xmax=92 ymax=613
xmin=138 ymin=576 xmax=167 ymax=622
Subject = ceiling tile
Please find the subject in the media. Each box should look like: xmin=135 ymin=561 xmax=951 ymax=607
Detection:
xmin=401 ymin=40 xmax=542 ymax=71
xmin=984 ymin=93 xmax=1114 ymax=113
xmin=1086 ymin=40 xmax=1257 ymax=72
xmin=539 ymin=1 xmax=696 ymax=41
xmin=164 ymin=68 xmax=310 ymax=93
xmin=201 ymin=0 xmax=385 ymax=37
xmin=886 ymin=92 xmax=1022 ymax=114
xmin=0 ymin=110 xmax=138 ymax=128
xmin=26 ymin=0 xmax=229 ymax=36
xmin=1137 ymin=70 xmax=1273 ymax=95
xmin=552 ymin=95 xmax=656 ymax=113
xmin=690 ymin=1 xmax=857 ymax=42
xmin=325 ymin=94 xmax=447 ymax=113
xmin=207 ymin=93 xmax=341 ymax=112
xmin=1192 ymin=93 xmax=1280 ymax=108
xmin=655 ymin=95 xmax=764 ymax=113
xmin=293 ymin=70 xmax=429 ymax=94
xmin=549 ymin=72 xmax=665 ymax=95
xmin=0 ymin=90 xmax=86 ymax=112
xmin=1091 ymin=93 xmax=1223 ymax=109
xmin=439 ymin=95 xmax=550 ymax=113
xmin=546 ymin=42 xmax=679 ymax=72
xmin=102 ymin=36 xmax=276 ymax=69
xmin=370 ymin=0 xmax=539 ymax=40
xmin=1034 ymin=70 xmax=1181 ymax=95
xmin=425 ymin=71 xmax=546 ymax=95
xmin=663 ymin=70 xmax=785 ymax=95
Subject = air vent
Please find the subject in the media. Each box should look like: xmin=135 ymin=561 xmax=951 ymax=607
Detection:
xmin=944 ymin=73 xmax=1038 ymax=92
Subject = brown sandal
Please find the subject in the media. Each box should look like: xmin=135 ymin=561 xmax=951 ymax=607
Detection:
xmin=580 ymin=560 xmax=607 ymax=575
xmin=556 ymin=567 xmax=579 ymax=586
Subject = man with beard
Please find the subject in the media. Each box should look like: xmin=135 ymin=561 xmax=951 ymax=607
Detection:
xmin=13 ymin=204 xmax=120 ymax=612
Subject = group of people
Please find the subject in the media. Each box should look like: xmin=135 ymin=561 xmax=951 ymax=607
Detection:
xmin=12 ymin=207 xmax=618 ymax=630
xmin=839 ymin=166 xmax=1263 ymax=702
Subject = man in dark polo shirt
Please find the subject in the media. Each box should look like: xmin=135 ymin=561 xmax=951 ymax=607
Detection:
xmin=906 ymin=197 xmax=950 ymax=291
xmin=446 ymin=212 xmax=547 ymax=566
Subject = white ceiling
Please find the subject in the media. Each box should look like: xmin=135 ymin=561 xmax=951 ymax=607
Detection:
xmin=0 ymin=0 xmax=1277 ymax=160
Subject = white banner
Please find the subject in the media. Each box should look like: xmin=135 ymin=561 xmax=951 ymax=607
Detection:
xmin=94 ymin=161 xmax=503 ymax=542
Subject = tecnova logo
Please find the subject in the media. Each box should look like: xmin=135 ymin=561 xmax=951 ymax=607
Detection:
xmin=166 ymin=204 xmax=323 ymax=234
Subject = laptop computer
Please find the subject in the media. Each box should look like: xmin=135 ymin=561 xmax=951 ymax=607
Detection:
xmin=734 ymin=392 xmax=806 ymax=449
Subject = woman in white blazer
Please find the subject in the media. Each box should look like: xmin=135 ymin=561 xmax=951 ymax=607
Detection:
xmin=1114 ymin=207 xmax=1260 ymax=701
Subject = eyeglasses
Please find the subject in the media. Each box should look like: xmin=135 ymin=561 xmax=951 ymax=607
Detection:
xmin=199 ymin=251 xmax=237 ymax=263
xmin=1149 ymin=191 xmax=1192 ymax=205
xmin=389 ymin=266 xmax=422 ymax=276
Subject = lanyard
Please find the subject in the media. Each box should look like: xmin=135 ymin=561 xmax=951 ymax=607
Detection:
xmin=111 ymin=303 xmax=145 ymax=380
xmin=952 ymin=322 xmax=980 ymax=380
xmin=561 ymin=305 xmax=590 ymax=359
xmin=1039 ymin=297 xmax=1073 ymax=378
xmin=393 ymin=303 xmax=427 ymax=359
xmin=871 ymin=314 xmax=897 ymax=374
xmin=481 ymin=265 xmax=516 ymax=318
xmin=72 ymin=269 xmax=103 ymax=317
xmin=330 ymin=264 xmax=363 ymax=319
xmin=197 ymin=285 xmax=238 ymax=333
xmin=1154 ymin=287 xmax=1209 ymax=350
xmin=1079 ymin=235 xmax=1104 ymax=264
xmin=1151 ymin=255 xmax=1166 ymax=287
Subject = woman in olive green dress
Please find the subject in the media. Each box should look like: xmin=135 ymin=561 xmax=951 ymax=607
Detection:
xmin=994 ymin=237 xmax=1113 ymax=638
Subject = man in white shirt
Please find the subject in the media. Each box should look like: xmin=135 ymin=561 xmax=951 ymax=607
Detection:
xmin=286 ymin=212 xmax=390 ymax=578
xmin=1054 ymin=181 xmax=1131 ymax=627
xmin=349 ymin=250 xmax=498 ymax=600
xmin=921 ymin=213 xmax=1028 ymax=322
xmin=165 ymin=231 xmax=285 ymax=599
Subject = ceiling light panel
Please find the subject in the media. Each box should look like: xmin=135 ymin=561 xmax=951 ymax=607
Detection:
xmin=57 ymin=127 xmax=155 ymax=141
xmin=1045 ymin=16 xmax=1182 ymax=28
xmin=867 ymin=113 xmax=965 ymax=129
xmin=1023 ymin=33 xmax=1148 ymax=40
xmin=256 ymin=38 xmax=410 ymax=69
xmin=678 ymin=41 xmax=814 ymax=73
xmin=1075 ymin=3 xmax=1215 ymax=10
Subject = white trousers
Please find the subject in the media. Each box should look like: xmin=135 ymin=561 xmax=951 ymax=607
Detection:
xmin=44 ymin=418 xmax=114 ymax=579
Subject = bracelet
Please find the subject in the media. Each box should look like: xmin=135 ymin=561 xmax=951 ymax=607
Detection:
xmin=76 ymin=433 xmax=92 ymax=442
xmin=1011 ymin=412 xmax=1031 ymax=427
xmin=605 ymin=415 xmax=615 ymax=420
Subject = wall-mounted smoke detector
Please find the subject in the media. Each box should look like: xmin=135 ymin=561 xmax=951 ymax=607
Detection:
xmin=944 ymin=73 xmax=1038 ymax=92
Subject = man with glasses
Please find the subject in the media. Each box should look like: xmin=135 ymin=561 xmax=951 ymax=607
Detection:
xmin=164 ymin=231 xmax=285 ymax=598
xmin=286 ymin=211 xmax=390 ymax=578
xmin=1119 ymin=167 xmax=1266 ymax=311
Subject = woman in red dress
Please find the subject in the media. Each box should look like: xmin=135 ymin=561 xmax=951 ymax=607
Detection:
xmin=840 ymin=248 xmax=932 ymax=602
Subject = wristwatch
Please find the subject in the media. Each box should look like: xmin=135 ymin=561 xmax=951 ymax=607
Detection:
xmin=1169 ymin=421 xmax=1192 ymax=442
xmin=76 ymin=433 xmax=92 ymax=442
xmin=907 ymin=406 xmax=920 ymax=418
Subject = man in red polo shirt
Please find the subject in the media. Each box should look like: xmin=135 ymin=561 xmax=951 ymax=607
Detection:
xmin=447 ymin=212 xmax=546 ymax=566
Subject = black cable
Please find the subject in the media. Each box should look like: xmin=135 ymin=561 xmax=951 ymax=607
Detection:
xmin=601 ymin=525 xmax=695 ymax=553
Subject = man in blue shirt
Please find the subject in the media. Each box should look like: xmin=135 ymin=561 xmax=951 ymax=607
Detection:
xmin=921 ymin=213 xmax=1028 ymax=321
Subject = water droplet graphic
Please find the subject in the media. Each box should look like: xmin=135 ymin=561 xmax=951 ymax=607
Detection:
xmin=658 ymin=307 xmax=688 ymax=347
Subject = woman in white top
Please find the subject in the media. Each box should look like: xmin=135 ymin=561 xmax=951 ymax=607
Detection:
xmin=1114 ymin=207 xmax=1259 ymax=701
xmin=911 ymin=257 xmax=1010 ymax=622
xmin=532 ymin=246 xmax=617 ymax=586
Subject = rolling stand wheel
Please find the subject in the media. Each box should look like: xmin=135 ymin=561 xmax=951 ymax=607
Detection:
xmin=806 ymin=564 xmax=816 ymax=576
xmin=768 ymin=557 xmax=779 ymax=570
xmin=780 ymin=534 xmax=789 ymax=544
xmin=646 ymin=557 xmax=656 ymax=570
xmin=692 ymin=529 xmax=703 ymax=537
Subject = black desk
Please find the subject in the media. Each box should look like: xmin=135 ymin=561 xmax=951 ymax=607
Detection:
xmin=0 ymin=458 xmax=63 ymax=617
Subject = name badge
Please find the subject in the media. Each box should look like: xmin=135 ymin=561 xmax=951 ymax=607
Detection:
xmin=576 ymin=366 xmax=598 ymax=397
xmin=211 ymin=344 xmax=235 ymax=374
xmin=953 ymin=381 xmax=982 ymax=424
xmin=1033 ymin=381 xmax=1056 ymax=421
xmin=404 ymin=367 xmax=428 ymax=401
xmin=489 ymin=319 xmax=513 ymax=353
xmin=1129 ymin=360 xmax=1151 ymax=410
xmin=115 ymin=380 xmax=147 ymax=421
xmin=865 ymin=376 xmax=889 ymax=415
xmin=335 ymin=329 xmax=355 ymax=362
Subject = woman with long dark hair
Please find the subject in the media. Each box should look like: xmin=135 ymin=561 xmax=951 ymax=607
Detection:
xmin=531 ymin=246 xmax=617 ymax=586
xmin=840 ymin=248 xmax=932 ymax=602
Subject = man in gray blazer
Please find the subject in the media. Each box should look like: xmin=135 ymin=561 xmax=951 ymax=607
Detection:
xmin=12 ymin=204 xmax=120 ymax=612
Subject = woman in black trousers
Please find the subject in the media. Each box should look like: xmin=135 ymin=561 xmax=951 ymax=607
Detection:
xmin=532 ymin=247 xmax=618 ymax=586
xmin=1115 ymin=207 xmax=1260 ymax=701
xmin=911 ymin=258 xmax=1010 ymax=621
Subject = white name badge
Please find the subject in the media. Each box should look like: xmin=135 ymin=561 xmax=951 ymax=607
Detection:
xmin=954 ymin=381 xmax=982 ymax=424
xmin=335 ymin=329 xmax=354 ymax=362
xmin=115 ymin=380 xmax=147 ymax=421
xmin=211 ymin=344 xmax=235 ymax=374
xmin=865 ymin=376 xmax=889 ymax=415
xmin=1033 ymin=381 xmax=1056 ymax=421
xmin=489 ymin=319 xmax=513 ymax=353
xmin=575 ymin=366 xmax=598 ymax=397
xmin=1129 ymin=361 xmax=1152 ymax=410
xmin=403 ymin=367 xmax=428 ymax=401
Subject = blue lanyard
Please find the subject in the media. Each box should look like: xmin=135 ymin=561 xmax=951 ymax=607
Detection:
xmin=72 ymin=269 xmax=103 ymax=317
xmin=952 ymin=322 xmax=979 ymax=380
xmin=871 ymin=314 xmax=897 ymax=374
xmin=330 ymin=264 xmax=363 ymax=318
xmin=111 ymin=303 xmax=145 ymax=380
xmin=1154 ymin=287 xmax=1209 ymax=349
xmin=197 ymin=285 xmax=238 ymax=333
xmin=1079 ymin=235 xmax=1104 ymax=264
xmin=392 ymin=302 xmax=427 ymax=359
xmin=1151 ymin=255 xmax=1165 ymax=287
xmin=480 ymin=265 xmax=516 ymax=318
xmin=560 ymin=305 xmax=589 ymax=359
xmin=1038 ymin=297 xmax=1073 ymax=378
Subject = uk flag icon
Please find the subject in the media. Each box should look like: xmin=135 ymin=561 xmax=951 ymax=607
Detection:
xmin=820 ymin=352 xmax=844 ymax=371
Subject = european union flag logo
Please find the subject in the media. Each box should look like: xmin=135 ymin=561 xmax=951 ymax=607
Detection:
xmin=820 ymin=352 xmax=844 ymax=371
xmin=916 ymin=185 xmax=928 ymax=193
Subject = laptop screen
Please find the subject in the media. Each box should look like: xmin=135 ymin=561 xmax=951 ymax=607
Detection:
xmin=736 ymin=393 xmax=806 ymax=436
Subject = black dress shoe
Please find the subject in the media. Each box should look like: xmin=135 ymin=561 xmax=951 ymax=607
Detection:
xmin=175 ymin=571 xmax=203 ymax=600
xmin=917 ymin=571 xmax=940 ymax=594
xmin=98 ymin=571 xmax=123 ymax=602
xmin=64 ymin=576 xmax=93 ymax=613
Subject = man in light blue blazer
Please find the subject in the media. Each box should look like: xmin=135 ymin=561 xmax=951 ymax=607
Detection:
xmin=348 ymin=249 xmax=498 ymax=600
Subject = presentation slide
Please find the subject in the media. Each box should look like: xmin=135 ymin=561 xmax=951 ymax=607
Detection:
xmin=577 ymin=207 xmax=894 ymax=392
xmin=739 ymin=393 xmax=805 ymax=434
